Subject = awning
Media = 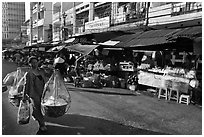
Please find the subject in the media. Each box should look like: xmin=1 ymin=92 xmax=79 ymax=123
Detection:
xmin=119 ymin=29 xmax=180 ymax=48
xmin=99 ymin=40 xmax=120 ymax=46
xmin=51 ymin=41 xmax=60 ymax=45
xmin=170 ymin=26 xmax=202 ymax=39
xmin=47 ymin=45 xmax=65 ymax=52
xmin=66 ymin=43 xmax=99 ymax=55
xmin=99 ymin=32 xmax=142 ymax=47
xmin=64 ymin=38 xmax=75 ymax=43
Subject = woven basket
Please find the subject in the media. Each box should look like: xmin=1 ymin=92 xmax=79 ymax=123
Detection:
xmin=41 ymin=103 xmax=70 ymax=118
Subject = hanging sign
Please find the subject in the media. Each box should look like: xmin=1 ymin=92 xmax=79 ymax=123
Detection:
xmin=85 ymin=17 xmax=110 ymax=30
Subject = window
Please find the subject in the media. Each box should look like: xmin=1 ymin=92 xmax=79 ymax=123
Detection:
xmin=76 ymin=8 xmax=80 ymax=12
xmin=85 ymin=5 xmax=89 ymax=8
xmin=171 ymin=2 xmax=201 ymax=16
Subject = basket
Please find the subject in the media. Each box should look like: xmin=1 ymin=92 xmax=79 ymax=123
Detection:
xmin=41 ymin=70 xmax=71 ymax=118
xmin=41 ymin=103 xmax=70 ymax=118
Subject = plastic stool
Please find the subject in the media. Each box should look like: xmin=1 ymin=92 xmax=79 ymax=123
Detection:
xmin=169 ymin=89 xmax=179 ymax=102
xmin=158 ymin=88 xmax=168 ymax=100
xmin=179 ymin=94 xmax=190 ymax=105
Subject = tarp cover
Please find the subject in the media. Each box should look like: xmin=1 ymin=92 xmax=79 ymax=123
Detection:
xmin=170 ymin=26 xmax=202 ymax=39
xmin=66 ymin=43 xmax=99 ymax=55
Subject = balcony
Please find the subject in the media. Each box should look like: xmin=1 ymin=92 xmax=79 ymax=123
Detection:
xmin=53 ymin=2 xmax=61 ymax=7
xmin=53 ymin=32 xmax=60 ymax=41
xmin=148 ymin=2 xmax=202 ymax=27
xmin=53 ymin=12 xmax=61 ymax=24
xmin=37 ymin=19 xmax=44 ymax=26
xmin=32 ymin=20 xmax=38 ymax=28
xmin=39 ymin=3 xmax=44 ymax=9
xmin=32 ymin=4 xmax=38 ymax=14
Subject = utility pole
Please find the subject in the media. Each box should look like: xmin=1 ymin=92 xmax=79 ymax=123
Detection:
xmin=62 ymin=12 xmax=67 ymax=42
xmin=30 ymin=2 xmax=33 ymax=46
xmin=73 ymin=2 xmax=76 ymax=35
xmin=145 ymin=2 xmax=150 ymax=27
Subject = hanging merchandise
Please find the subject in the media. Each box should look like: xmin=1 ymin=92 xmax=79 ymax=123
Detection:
xmin=41 ymin=69 xmax=71 ymax=118
xmin=17 ymin=99 xmax=30 ymax=125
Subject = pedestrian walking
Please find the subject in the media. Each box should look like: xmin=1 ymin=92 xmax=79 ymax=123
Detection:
xmin=22 ymin=56 xmax=48 ymax=132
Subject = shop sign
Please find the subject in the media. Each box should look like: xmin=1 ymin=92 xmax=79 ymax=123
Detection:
xmin=85 ymin=17 xmax=110 ymax=31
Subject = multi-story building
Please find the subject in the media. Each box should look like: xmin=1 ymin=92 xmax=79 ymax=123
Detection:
xmin=148 ymin=2 xmax=202 ymax=29
xmin=30 ymin=2 xmax=52 ymax=45
xmin=2 ymin=2 xmax=25 ymax=45
xmin=52 ymin=2 xmax=82 ymax=42
xmin=27 ymin=2 xmax=202 ymax=45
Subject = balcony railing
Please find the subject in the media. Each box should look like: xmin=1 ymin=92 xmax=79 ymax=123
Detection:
xmin=171 ymin=2 xmax=202 ymax=16
xmin=53 ymin=12 xmax=61 ymax=22
xmin=32 ymin=4 xmax=38 ymax=14
xmin=37 ymin=19 xmax=44 ymax=26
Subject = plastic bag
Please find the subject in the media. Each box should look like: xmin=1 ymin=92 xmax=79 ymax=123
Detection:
xmin=41 ymin=70 xmax=71 ymax=118
xmin=3 ymin=71 xmax=16 ymax=86
xmin=8 ymin=68 xmax=28 ymax=107
xmin=17 ymin=99 xmax=30 ymax=125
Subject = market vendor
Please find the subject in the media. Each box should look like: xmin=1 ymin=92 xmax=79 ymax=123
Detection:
xmin=141 ymin=54 xmax=155 ymax=68
xmin=74 ymin=55 xmax=84 ymax=77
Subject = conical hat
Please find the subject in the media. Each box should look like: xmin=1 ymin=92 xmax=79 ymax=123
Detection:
xmin=54 ymin=57 xmax=65 ymax=64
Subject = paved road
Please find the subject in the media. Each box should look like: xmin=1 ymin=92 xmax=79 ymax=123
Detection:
xmin=2 ymin=60 xmax=202 ymax=135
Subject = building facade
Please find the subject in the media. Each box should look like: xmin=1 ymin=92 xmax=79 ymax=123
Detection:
xmin=30 ymin=2 xmax=52 ymax=45
xmin=2 ymin=2 xmax=25 ymax=44
xmin=27 ymin=2 xmax=202 ymax=45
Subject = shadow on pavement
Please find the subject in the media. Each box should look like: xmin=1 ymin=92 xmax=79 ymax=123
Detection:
xmin=68 ymin=86 xmax=136 ymax=96
xmin=36 ymin=114 xmax=167 ymax=135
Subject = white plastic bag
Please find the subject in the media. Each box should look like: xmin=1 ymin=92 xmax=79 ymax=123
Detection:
xmin=17 ymin=99 xmax=30 ymax=125
xmin=8 ymin=68 xmax=28 ymax=107
xmin=3 ymin=71 xmax=16 ymax=86
xmin=41 ymin=70 xmax=71 ymax=118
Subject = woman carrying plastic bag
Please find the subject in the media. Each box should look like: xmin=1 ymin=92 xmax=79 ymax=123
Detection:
xmin=4 ymin=67 xmax=28 ymax=107
xmin=22 ymin=56 xmax=48 ymax=132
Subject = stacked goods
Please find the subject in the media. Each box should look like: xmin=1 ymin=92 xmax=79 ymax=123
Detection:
xmin=101 ymin=75 xmax=120 ymax=88
xmin=127 ymin=74 xmax=138 ymax=91
xmin=41 ymin=70 xmax=71 ymax=118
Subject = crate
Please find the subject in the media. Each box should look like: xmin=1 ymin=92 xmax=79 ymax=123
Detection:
xmin=172 ymin=81 xmax=189 ymax=94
